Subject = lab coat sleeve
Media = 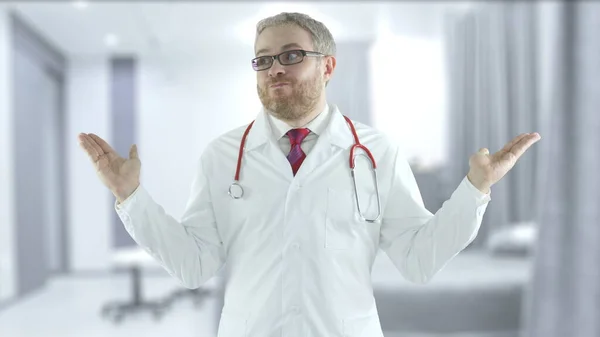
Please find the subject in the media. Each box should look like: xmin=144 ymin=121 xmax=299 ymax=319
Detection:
xmin=114 ymin=155 xmax=225 ymax=289
xmin=379 ymin=145 xmax=491 ymax=284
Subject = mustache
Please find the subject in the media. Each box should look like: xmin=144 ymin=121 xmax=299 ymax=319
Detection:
xmin=267 ymin=78 xmax=294 ymax=86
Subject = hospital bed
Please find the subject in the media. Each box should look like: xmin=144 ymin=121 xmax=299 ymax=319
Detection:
xmin=371 ymin=225 xmax=535 ymax=337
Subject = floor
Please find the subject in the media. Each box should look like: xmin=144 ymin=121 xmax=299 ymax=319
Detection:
xmin=0 ymin=273 xmax=222 ymax=337
xmin=0 ymin=252 xmax=527 ymax=337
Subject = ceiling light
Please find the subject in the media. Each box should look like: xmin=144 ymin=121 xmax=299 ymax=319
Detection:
xmin=235 ymin=3 xmax=341 ymax=46
xmin=72 ymin=1 xmax=89 ymax=9
xmin=104 ymin=34 xmax=119 ymax=47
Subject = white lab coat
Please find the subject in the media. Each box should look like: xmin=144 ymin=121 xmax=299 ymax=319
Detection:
xmin=115 ymin=104 xmax=491 ymax=337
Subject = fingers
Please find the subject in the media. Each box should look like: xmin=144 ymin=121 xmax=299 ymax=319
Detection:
xmin=82 ymin=133 xmax=104 ymax=156
xmin=510 ymin=133 xmax=541 ymax=158
xmin=129 ymin=144 xmax=138 ymax=160
xmin=88 ymin=133 xmax=117 ymax=156
xmin=78 ymin=133 xmax=102 ymax=161
xmin=491 ymin=132 xmax=541 ymax=163
xmin=500 ymin=133 xmax=530 ymax=153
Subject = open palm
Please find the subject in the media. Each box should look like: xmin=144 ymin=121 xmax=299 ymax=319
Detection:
xmin=78 ymin=133 xmax=141 ymax=200
xmin=469 ymin=132 xmax=541 ymax=190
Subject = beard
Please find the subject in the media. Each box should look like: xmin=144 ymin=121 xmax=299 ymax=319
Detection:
xmin=257 ymin=70 xmax=323 ymax=122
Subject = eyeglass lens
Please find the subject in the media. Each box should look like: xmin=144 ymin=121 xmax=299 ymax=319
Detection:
xmin=252 ymin=50 xmax=304 ymax=71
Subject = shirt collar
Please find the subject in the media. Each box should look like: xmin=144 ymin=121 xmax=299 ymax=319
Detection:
xmin=244 ymin=103 xmax=353 ymax=152
xmin=267 ymin=103 xmax=330 ymax=141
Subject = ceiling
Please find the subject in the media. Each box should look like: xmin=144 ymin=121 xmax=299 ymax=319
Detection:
xmin=7 ymin=1 xmax=474 ymax=57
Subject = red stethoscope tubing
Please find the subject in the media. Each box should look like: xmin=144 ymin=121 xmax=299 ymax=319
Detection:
xmin=234 ymin=120 xmax=255 ymax=181
xmin=233 ymin=115 xmax=376 ymax=182
xmin=344 ymin=115 xmax=377 ymax=170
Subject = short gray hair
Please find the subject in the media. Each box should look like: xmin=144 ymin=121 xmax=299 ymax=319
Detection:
xmin=255 ymin=12 xmax=336 ymax=57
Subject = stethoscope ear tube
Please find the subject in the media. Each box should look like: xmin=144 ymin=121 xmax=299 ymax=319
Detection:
xmin=351 ymin=166 xmax=382 ymax=223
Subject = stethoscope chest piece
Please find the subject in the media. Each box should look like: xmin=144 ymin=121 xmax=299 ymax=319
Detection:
xmin=229 ymin=181 xmax=244 ymax=199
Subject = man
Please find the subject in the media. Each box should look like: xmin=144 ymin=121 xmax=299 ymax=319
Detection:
xmin=78 ymin=12 xmax=540 ymax=337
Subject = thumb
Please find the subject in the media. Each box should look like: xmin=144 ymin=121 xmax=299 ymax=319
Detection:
xmin=129 ymin=144 xmax=139 ymax=160
xmin=478 ymin=148 xmax=489 ymax=155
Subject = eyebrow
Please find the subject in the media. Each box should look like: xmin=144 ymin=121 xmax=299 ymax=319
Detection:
xmin=255 ymin=43 xmax=304 ymax=57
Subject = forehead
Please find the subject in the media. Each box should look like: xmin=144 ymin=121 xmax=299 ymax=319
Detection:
xmin=255 ymin=24 xmax=314 ymax=56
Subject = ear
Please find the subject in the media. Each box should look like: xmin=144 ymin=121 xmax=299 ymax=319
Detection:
xmin=323 ymin=56 xmax=336 ymax=82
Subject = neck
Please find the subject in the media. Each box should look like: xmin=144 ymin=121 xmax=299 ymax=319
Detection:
xmin=283 ymin=98 xmax=327 ymax=128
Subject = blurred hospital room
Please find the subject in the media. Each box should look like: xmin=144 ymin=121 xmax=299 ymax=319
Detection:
xmin=0 ymin=1 xmax=599 ymax=337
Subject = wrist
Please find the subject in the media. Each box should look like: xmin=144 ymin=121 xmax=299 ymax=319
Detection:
xmin=467 ymin=172 xmax=491 ymax=194
xmin=114 ymin=182 xmax=140 ymax=203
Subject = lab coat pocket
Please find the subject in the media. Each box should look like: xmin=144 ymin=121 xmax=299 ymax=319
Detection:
xmin=325 ymin=187 xmax=378 ymax=250
xmin=342 ymin=313 xmax=384 ymax=337
xmin=217 ymin=310 xmax=248 ymax=337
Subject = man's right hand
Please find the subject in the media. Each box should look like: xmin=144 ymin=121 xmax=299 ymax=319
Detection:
xmin=78 ymin=133 xmax=141 ymax=203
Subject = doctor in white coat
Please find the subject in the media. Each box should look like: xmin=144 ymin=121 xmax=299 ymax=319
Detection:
xmin=78 ymin=12 xmax=541 ymax=337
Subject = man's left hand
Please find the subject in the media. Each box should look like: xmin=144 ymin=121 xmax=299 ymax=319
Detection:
xmin=467 ymin=132 xmax=542 ymax=194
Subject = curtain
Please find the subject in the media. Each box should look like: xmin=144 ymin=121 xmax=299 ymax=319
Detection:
xmin=442 ymin=2 xmax=543 ymax=248
xmin=326 ymin=40 xmax=373 ymax=126
xmin=523 ymin=2 xmax=600 ymax=337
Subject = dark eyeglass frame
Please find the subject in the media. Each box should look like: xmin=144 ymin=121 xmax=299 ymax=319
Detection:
xmin=251 ymin=49 xmax=325 ymax=71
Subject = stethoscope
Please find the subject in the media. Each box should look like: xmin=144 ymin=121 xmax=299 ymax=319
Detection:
xmin=228 ymin=114 xmax=382 ymax=223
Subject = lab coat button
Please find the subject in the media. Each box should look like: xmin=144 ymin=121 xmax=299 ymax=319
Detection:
xmin=291 ymin=306 xmax=300 ymax=314
xmin=291 ymin=243 xmax=300 ymax=249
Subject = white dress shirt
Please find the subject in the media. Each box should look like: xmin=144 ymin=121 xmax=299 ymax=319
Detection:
xmin=267 ymin=104 xmax=330 ymax=156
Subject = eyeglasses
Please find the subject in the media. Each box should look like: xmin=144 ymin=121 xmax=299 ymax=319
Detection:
xmin=251 ymin=49 xmax=325 ymax=71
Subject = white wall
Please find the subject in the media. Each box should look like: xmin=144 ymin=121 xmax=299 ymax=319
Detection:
xmin=0 ymin=4 xmax=17 ymax=302
xmin=66 ymin=43 xmax=262 ymax=271
xmin=370 ymin=35 xmax=448 ymax=168
xmin=137 ymin=45 xmax=261 ymax=220
xmin=66 ymin=57 xmax=113 ymax=272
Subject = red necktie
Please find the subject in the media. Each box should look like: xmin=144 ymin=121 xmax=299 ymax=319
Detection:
xmin=286 ymin=128 xmax=310 ymax=176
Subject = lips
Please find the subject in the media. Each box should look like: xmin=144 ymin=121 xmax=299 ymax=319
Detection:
xmin=270 ymin=83 xmax=289 ymax=88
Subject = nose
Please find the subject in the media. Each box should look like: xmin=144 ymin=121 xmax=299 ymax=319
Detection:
xmin=268 ymin=58 xmax=286 ymax=77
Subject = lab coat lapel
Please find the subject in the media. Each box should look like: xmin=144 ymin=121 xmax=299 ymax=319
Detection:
xmin=294 ymin=105 xmax=355 ymax=181
xmin=244 ymin=108 xmax=294 ymax=182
